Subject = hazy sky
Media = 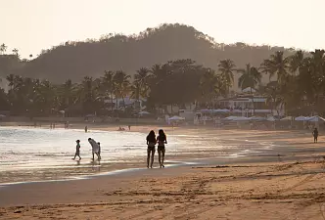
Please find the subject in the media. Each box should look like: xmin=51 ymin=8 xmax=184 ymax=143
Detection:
xmin=2 ymin=0 xmax=325 ymax=58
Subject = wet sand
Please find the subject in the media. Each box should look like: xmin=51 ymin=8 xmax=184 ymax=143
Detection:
xmin=1 ymin=125 xmax=325 ymax=219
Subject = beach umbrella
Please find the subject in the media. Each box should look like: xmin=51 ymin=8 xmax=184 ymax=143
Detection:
xmin=295 ymin=116 xmax=310 ymax=121
xmin=242 ymin=87 xmax=257 ymax=93
xmin=169 ymin=116 xmax=185 ymax=121
xmin=232 ymin=116 xmax=250 ymax=121
xmin=224 ymin=116 xmax=236 ymax=120
xmin=280 ymin=116 xmax=293 ymax=121
xmin=308 ymin=116 xmax=325 ymax=122
xmin=267 ymin=116 xmax=276 ymax=121
xmin=212 ymin=109 xmax=230 ymax=113
xmin=139 ymin=111 xmax=150 ymax=115
xmin=249 ymin=116 xmax=266 ymax=121
xmin=200 ymin=109 xmax=210 ymax=113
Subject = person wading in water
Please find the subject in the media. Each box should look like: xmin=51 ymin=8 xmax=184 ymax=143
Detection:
xmin=146 ymin=130 xmax=156 ymax=168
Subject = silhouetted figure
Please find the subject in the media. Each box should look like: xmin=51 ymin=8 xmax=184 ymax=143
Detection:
xmin=146 ymin=130 xmax=156 ymax=168
xmin=313 ymin=128 xmax=319 ymax=143
xmin=88 ymin=138 xmax=101 ymax=161
xmin=128 ymin=125 xmax=131 ymax=131
xmin=157 ymin=129 xmax=167 ymax=168
xmin=85 ymin=126 xmax=88 ymax=133
xmin=73 ymin=140 xmax=81 ymax=160
xmin=97 ymin=142 xmax=101 ymax=160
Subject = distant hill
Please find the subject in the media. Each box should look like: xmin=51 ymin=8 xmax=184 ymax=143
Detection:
xmin=1 ymin=23 xmax=302 ymax=87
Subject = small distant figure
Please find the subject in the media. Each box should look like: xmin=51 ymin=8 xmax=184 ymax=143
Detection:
xmin=97 ymin=142 xmax=102 ymax=160
xmin=313 ymin=127 xmax=319 ymax=143
xmin=146 ymin=130 xmax=156 ymax=168
xmin=128 ymin=125 xmax=131 ymax=131
xmin=73 ymin=140 xmax=81 ymax=160
xmin=118 ymin=127 xmax=125 ymax=131
xmin=157 ymin=129 xmax=167 ymax=168
xmin=88 ymin=138 xmax=101 ymax=161
xmin=85 ymin=126 xmax=88 ymax=133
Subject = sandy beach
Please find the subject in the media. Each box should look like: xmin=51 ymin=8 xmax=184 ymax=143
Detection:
xmin=1 ymin=122 xmax=325 ymax=219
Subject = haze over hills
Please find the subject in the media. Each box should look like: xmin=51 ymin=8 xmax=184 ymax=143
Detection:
xmin=1 ymin=23 xmax=302 ymax=88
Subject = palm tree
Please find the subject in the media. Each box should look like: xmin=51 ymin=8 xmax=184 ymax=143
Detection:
xmin=113 ymin=71 xmax=130 ymax=109
xmin=100 ymin=70 xmax=115 ymax=102
xmin=198 ymin=69 xmax=222 ymax=108
xmin=33 ymin=80 xmax=57 ymax=115
xmin=12 ymin=48 xmax=19 ymax=56
xmin=289 ymin=50 xmax=304 ymax=75
xmin=259 ymin=81 xmax=283 ymax=117
xmin=58 ymin=79 xmax=76 ymax=110
xmin=298 ymin=49 xmax=325 ymax=110
xmin=0 ymin=44 xmax=7 ymax=55
xmin=218 ymin=59 xmax=235 ymax=94
xmin=259 ymin=59 xmax=273 ymax=81
xmin=264 ymin=51 xmax=290 ymax=84
xmin=135 ymin=68 xmax=150 ymax=96
xmin=78 ymin=76 xmax=99 ymax=114
xmin=135 ymin=67 xmax=150 ymax=85
xmin=237 ymin=64 xmax=262 ymax=90
xmin=132 ymin=68 xmax=150 ymax=113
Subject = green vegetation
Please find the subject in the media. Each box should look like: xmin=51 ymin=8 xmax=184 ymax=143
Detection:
xmin=0 ymin=24 xmax=324 ymax=117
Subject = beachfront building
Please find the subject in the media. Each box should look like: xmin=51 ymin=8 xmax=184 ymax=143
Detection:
xmin=217 ymin=95 xmax=285 ymax=117
xmin=104 ymin=96 xmax=146 ymax=111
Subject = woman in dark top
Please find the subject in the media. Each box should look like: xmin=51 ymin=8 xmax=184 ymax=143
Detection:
xmin=146 ymin=130 xmax=156 ymax=168
xmin=157 ymin=129 xmax=167 ymax=168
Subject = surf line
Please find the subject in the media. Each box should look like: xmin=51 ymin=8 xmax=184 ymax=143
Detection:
xmin=0 ymin=160 xmax=201 ymax=188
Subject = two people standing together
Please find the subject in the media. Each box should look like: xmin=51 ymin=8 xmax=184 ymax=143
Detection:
xmin=73 ymin=138 xmax=101 ymax=161
xmin=146 ymin=129 xmax=167 ymax=168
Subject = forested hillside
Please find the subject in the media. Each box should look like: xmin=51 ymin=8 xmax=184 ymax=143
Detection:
xmin=0 ymin=23 xmax=301 ymax=83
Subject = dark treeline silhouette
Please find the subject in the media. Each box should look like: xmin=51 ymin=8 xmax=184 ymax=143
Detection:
xmin=0 ymin=23 xmax=302 ymax=83
xmin=1 ymin=48 xmax=325 ymax=118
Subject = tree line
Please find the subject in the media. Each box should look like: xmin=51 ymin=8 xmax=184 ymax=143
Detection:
xmin=0 ymin=49 xmax=324 ymax=117
xmin=0 ymin=24 xmax=298 ymax=83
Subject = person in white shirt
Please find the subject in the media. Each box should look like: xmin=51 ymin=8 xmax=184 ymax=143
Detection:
xmin=88 ymin=138 xmax=101 ymax=161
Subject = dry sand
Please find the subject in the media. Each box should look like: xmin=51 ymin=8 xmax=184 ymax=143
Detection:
xmin=1 ymin=124 xmax=325 ymax=219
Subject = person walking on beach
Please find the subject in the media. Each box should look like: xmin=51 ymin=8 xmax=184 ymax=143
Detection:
xmin=85 ymin=126 xmax=88 ymax=133
xmin=88 ymin=138 xmax=101 ymax=161
xmin=313 ymin=127 xmax=319 ymax=143
xmin=157 ymin=129 xmax=167 ymax=168
xmin=146 ymin=130 xmax=156 ymax=168
xmin=73 ymin=140 xmax=81 ymax=160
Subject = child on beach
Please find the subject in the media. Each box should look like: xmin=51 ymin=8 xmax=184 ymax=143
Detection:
xmin=73 ymin=140 xmax=81 ymax=160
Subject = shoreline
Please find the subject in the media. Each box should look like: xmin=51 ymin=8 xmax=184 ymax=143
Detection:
xmin=1 ymin=126 xmax=325 ymax=219
xmin=0 ymin=124 xmax=319 ymax=185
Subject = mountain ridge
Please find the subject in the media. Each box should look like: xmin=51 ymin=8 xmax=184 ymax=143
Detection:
xmin=1 ymin=23 xmax=304 ymax=84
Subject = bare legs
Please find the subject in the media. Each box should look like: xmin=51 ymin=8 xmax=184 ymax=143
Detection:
xmin=147 ymin=148 xmax=155 ymax=168
xmin=92 ymin=152 xmax=101 ymax=161
xmin=73 ymin=152 xmax=81 ymax=160
xmin=314 ymin=136 xmax=318 ymax=143
xmin=158 ymin=148 xmax=165 ymax=168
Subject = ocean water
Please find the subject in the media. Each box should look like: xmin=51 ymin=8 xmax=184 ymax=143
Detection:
xmin=0 ymin=127 xmax=273 ymax=174
xmin=0 ymin=127 xmax=194 ymax=171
